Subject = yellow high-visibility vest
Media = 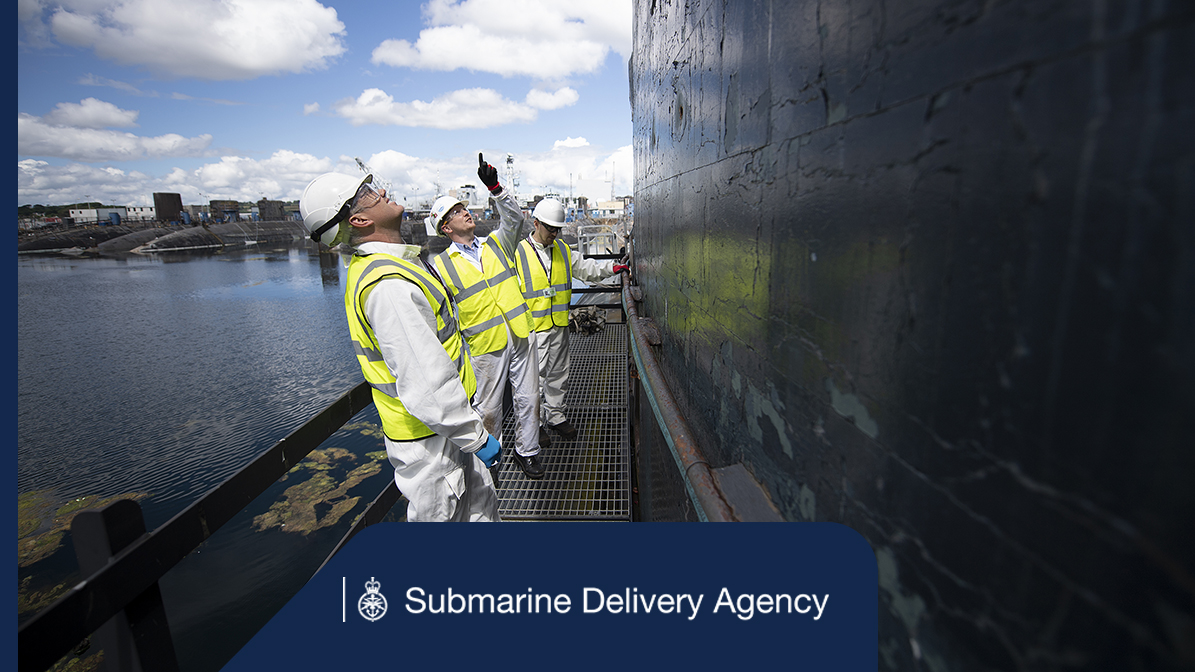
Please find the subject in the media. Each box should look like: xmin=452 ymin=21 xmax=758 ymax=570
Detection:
xmin=346 ymin=252 xmax=476 ymax=441
xmin=432 ymin=238 xmax=532 ymax=356
xmin=515 ymin=238 xmax=573 ymax=330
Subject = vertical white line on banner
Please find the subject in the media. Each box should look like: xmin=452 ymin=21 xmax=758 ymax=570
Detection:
xmin=342 ymin=577 xmax=346 ymax=622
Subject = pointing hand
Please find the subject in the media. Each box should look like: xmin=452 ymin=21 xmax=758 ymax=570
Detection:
xmin=478 ymin=153 xmax=501 ymax=193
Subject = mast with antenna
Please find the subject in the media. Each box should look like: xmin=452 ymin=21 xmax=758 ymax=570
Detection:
xmin=505 ymin=154 xmax=519 ymax=195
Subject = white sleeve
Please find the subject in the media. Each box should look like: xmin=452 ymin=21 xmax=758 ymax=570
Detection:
xmin=362 ymin=277 xmax=486 ymax=452
xmin=491 ymin=187 xmax=530 ymax=260
xmin=569 ymin=249 xmax=616 ymax=283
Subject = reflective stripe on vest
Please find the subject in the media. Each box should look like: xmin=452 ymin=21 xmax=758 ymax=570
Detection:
xmin=346 ymin=252 xmax=476 ymax=441
xmin=515 ymin=239 xmax=572 ymax=330
xmin=432 ymin=238 xmax=532 ymax=356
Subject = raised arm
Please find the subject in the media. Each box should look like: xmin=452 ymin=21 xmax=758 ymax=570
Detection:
xmin=479 ymin=152 xmax=529 ymax=259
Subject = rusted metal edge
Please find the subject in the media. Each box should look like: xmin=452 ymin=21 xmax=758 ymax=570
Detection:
xmin=622 ymin=278 xmax=734 ymax=522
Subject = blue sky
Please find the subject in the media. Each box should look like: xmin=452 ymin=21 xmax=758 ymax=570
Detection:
xmin=17 ymin=0 xmax=633 ymax=209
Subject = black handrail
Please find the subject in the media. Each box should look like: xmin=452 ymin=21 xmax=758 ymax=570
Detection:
xmin=571 ymin=249 xmax=626 ymax=316
xmin=18 ymin=381 xmax=376 ymax=672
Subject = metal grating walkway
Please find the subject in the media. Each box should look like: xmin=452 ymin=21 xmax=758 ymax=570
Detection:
xmin=495 ymin=323 xmax=631 ymax=521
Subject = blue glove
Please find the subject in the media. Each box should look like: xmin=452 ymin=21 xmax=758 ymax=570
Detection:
xmin=475 ymin=433 xmax=501 ymax=468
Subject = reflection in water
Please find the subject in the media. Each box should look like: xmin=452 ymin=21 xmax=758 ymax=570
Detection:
xmin=17 ymin=244 xmax=393 ymax=672
xmin=318 ymin=247 xmax=346 ymax=289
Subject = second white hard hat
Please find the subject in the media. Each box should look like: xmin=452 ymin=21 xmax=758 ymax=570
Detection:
xmin=430 ymin=195 xmax=469 ymax=235
xmin=532 ymin=198 xmax=566 ymax=228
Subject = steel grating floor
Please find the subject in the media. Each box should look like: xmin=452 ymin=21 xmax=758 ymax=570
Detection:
xmin=495 ymin=324 xmax=631 ymax=521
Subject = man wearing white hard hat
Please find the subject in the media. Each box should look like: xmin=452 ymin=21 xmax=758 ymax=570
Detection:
xmin=299 ymin=172 xmax=500 ymax=521
xmin=511 ymin=197 xmax=629 ymax=442
xmin=430 ymin=154 xmax=546 ymax=480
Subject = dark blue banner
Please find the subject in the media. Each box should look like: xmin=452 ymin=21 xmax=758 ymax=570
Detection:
xmin=223 ymin=523 xmax=877 ymax=670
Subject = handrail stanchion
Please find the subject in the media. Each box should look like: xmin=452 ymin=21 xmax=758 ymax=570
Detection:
xmin=71 ymin=500 xmax=180 ymax=672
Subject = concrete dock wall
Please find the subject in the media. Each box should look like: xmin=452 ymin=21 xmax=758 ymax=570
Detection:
xmin=631 ymin=0 xmax=1193 ymax=668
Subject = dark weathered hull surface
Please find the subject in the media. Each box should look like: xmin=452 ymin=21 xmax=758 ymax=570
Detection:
xmin=631 ymin=0 xmax=1193 ymax=669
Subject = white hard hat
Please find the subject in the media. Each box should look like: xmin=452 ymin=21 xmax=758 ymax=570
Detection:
xmin=300 ymin=172 xmax=371 ymax=247
xmin=532 ymin=198 xmax=566 ymax=228
xmin=430 ymin=195 xmax=468 ymax=235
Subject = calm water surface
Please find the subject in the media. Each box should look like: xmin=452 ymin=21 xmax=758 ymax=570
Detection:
xmin=17 ymin=243 xmax=397 ymax=672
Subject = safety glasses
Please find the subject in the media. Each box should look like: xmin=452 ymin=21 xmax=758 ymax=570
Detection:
xmin=350 ymin=184 xmax=388 ymax=215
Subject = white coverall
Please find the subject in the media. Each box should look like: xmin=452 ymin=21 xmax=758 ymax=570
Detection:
xmin=356 ymin=240 xmax=499 ymax=522
xmin=446 ymin=191 xmax=541 ymax=458
xmin=516 ymin=236 xmax=616 ymax=427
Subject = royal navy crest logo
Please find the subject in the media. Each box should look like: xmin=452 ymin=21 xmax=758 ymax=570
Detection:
xmin=357 ymin=577 xmax=388 ymax=622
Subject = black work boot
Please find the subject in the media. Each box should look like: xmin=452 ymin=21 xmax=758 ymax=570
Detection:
xmin=539 ymin=426 xmax=552 ymax=449
xmin=548 ymin=420 xmax=578 ymax=441
xmin=511 ymin=452 xmax=546 ymax=479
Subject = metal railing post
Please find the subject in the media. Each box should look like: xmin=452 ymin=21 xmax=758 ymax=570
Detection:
xmin=71 ymin=499 xmax=179 ymax=672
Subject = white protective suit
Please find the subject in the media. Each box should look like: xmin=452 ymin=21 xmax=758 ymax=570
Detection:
xmin=356 ymin=240 xmax=499 ymax=522
xmin=508 ymin=228 xmax=616 ymax=427
xmin=444 ymin=189 xmax=541 ymax=458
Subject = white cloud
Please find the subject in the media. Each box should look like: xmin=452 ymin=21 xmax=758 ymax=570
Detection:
xmin=170 ymin=92 xmax=242 ymax=106
xmin=371 ymin=0 xmax=631 ymax=79
xmin=333 ymin=87 xmax=541 ymax=129
xmin=17 ymin=0 xmax=42 ymax=23
xmin=18 ymin=150 xmax=341 ymax=206
xmin=360 ymin=150 xmax=421 ymax=182
xmin=47 ymin=0 xmax=347 ymax=80
xmin=15 ymin=141 xmax=634 ymax=211
xmin=303 ymin=102 xmax=321 ymax=115
xmin=18 ymin=159 xmax=157 ymax=206
xmin=509 ymin=142 xmax=633 ymax=202
xmin=43 ymin=98 xmax=139 ymax=128
xmin=18 ymin=111 xmax=212 ymax=162
xmin=18 ymin=0 xmax=53 ymax=46
xmin=526 ymin=87 xmax=578 ymax=110
xmin=191 ymin=150 xmax=337 ymax=199
xmin=78 ymin=73 xmax=152 ymax=96
xmin=345 ymin=150 xmax=433 ymax=200
xmin=364 ymin=143 xmax=634 ymax=205
xmin=553 ymin=136 xmax=589 ymax=149
xmin=344 ymin=150 xmax=512 ymax=207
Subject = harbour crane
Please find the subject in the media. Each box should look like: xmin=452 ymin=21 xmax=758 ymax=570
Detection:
xmin=354 ymin=157 xmax=393 ymax=194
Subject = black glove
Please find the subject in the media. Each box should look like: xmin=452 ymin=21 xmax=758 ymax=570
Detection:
xmin=478 ymin=153 xmax=500 ymax=193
